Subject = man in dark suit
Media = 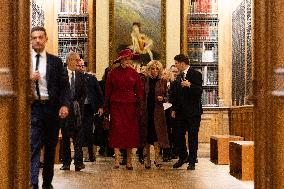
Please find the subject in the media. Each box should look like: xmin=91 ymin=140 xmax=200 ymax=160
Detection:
xmin=171 ymin=54 xmax=203 ymax=170
xmin=60 ymin=52 xmax=86 ymax=172
xmin=77 ymin=59 xmax=104 ymax=162
xmin=30 ymin=26 xmax=70 ymax=189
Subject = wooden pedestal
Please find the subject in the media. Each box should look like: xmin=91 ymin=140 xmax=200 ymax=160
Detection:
xmin=229 ymin=141 xmax=254 ymax=180
xmin=210 ymin=135 xmax=244 ymax=164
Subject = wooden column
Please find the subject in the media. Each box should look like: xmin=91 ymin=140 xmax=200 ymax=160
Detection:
xmin=88 ymin=0 xmax=96 ymax=72
xmin=254 ymin=1 xmax=284 ymax=188
xmin=0 ymin=0 xmax=31 ymax=188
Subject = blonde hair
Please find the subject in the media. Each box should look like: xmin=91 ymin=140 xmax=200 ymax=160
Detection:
xmin=161 ymin=69 xmax=175 ymax=82
xmin=146 ymin=60 xmax=163 ymax=78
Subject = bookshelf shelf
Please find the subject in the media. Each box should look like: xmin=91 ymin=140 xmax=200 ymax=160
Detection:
xmin=57 ymin=0 xmax=89 ymax=64
xmin=187 ymin=0 xmax=219 ymax=107
xmin=58 ymin=36 xmax=88 ymax=39
xmin=203 ymin=85 xmax=218 ymax=87
xmin=58 ymin=13 xmax=88 ymax=17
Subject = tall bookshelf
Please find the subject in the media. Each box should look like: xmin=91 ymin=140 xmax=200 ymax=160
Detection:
xmin=186 ymin=0 xmax=219 ymax=106
xmin=57 ymin=0 xmax=88 ymax=64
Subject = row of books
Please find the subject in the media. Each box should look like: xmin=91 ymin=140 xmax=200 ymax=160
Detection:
xmin=204 ymin=69 xmax=218 ymax=85
xmin=59 ymin=0 xmax=88 ymax=14
xmin=189 ymin=48 xmax=218 ymax=62
xmin=187 ymin=22 xmax=218 ymax=41
xmin=194 ymin=66 xmax=218 ymax=86
xmin=58 ymin=21 xmax=88 ymax=36
xmin=190 ymin=0 xmax=218 ymax=15
xmin=201 ymin=89 xmax=218 ymax=106
xmin=58 ymin=42 xmax=87 ymax=63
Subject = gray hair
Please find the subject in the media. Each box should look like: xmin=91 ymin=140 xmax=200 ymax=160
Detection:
xmin=66 ymin=51 xmax=79 ymax=64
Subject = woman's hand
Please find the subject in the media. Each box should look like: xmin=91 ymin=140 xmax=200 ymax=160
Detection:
xmin=157 ymin=96 xmax=164 ymax=102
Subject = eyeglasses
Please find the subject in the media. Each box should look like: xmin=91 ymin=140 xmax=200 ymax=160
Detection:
xmin=77 ymin=65 xmax=85 ymax=68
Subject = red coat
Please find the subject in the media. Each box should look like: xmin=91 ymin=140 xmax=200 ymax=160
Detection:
xmin=105 ymin=66 xmax=143 ymax=148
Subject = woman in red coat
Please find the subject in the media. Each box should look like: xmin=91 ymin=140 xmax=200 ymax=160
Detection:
xmin=105 ymin=49 xmax=143 ymax=170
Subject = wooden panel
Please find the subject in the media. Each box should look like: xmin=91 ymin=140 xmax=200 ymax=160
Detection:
xmin=199 ymin=108 xmax=230 ymax=143
xmin=229 ymin=106 xmax=254 ymax=141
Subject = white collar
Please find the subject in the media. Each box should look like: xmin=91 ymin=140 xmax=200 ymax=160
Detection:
xmin=183 ymin=65 xmax=190 ymax=75
xmin=32 ymin=49 xmax=47 ymax=58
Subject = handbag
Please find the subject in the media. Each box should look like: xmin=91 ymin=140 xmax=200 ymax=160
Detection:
xmin=102 ymin=115 xmax=111 ymax=130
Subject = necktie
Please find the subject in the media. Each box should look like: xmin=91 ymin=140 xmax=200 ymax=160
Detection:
xmin=35 ymin=54 xmax=41 ymax=100
xmin=71 ymin=71 xmax=75 ymax=99
xmin=181 ymin=71 xmax=185 ymax=80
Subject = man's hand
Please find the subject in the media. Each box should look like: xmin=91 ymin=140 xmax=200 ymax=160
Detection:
xmin=31 ymin=70 xmax=40 ymax=81
xmin=181 ymin=79 xmax=191 ymax=88
xmin=171 ymin=111 xmax=176 ymax=118
xmin=59 ymin=106 xmax=69 ymax=119
xmin=96 ymin=108 xmax=104 ymax=117
xmin=157 ymin=96 xmax=164 ymax=102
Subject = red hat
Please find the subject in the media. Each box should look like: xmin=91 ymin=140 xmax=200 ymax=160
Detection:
xmin=114 ymin=48 xmax=140 ymax=63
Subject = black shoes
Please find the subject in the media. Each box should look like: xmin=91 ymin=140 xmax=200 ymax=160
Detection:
xmin=187 ymin=164 xmax=195 ymax=170
xmin=138 ymin=154 xmax=144 ymax=164
xmin=60 ymin=165 xmax=70 ymax=170
xmin=84 ymin=156 xmax=96 ymax=162
xmin=173 ymin=158 xmax=188 ymax=168
xmin=75 ymin=163 xmax=86 ymax=171
xmin=120 ymin=158 xmax=127 ymax=165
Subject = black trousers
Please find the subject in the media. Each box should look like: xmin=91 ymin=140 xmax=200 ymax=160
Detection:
xmin=30 ymin=101 xmax=60 ymax=185
xmin=176 ymin=115 xmax=201 ymax=165
xmin=61 ymin=123 xmax=84 ymax=166
xmin=82 ymin=104 xmax=95 ymax=159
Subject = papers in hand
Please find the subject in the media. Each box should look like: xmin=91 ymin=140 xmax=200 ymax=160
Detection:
xmin=163 ymin=102 xmax=172 ymax=110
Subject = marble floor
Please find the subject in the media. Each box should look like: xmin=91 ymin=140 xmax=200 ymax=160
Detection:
xmin=40 ymin=144 xmax=254 ymax=189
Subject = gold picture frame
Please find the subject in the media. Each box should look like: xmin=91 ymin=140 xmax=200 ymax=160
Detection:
xmin=109 ymin=0 xmax=166 ymax=66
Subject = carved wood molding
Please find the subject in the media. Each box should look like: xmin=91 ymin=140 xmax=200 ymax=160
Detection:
xmin=0 ymin=68 xmax=15 ymax=97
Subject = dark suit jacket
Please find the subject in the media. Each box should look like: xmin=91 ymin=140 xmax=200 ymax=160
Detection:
xmin=84 ymin=73 xmax=104 ymax=113
xmin=73 ymin=71 xmax=86 ymax=104
xmin=46 ymin=53 xmax=71 ymax=108
xmin=171 ymin=67 xmax=203 ymax=117
xmin=64 ymin=70 xmax=86 ymax=129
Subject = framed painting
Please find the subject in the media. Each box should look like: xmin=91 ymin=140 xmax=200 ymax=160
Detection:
xmin=109 ymin=0 xmax=166 ymax=67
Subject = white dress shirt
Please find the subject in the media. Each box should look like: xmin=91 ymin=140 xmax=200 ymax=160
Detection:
xmin=32 ymin=50 xmax=48 ymax=99
xmin=183 ymin=65 xmax=190 ymax=79
xmin=67 ymin=68 xmax=75 ymax=85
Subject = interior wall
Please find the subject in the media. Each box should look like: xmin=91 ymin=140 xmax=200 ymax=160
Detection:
xmin=42 ymin=0 xmax=58 ymax=55
xmin=218 ymin=0 xmax=233 ymax=106
xmin=95 ymin=0 xmax=109 ymax=80
xmin=166 ymin=0 xmax=181 ymax=68
xmin=218 ymin=0 xmax=243 ymax=107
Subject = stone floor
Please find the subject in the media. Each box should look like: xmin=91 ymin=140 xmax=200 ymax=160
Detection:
xmin=40 ymin=144 xmax=254 ymax=189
